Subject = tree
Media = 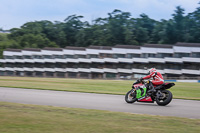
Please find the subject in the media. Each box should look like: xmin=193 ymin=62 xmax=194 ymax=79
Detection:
xmin=160 ymin=20 xmax=177 ymax=44
xmin=136 ymin=14 xmax=156 ymax=38
xmin=184 ymin=3 xmax=200 ymax=42
xmin=124 ymin=18 xmax=139 ymax=45
xmin=172 ymin=6 xmax=185 ymax=42
xmin=63 ymin=15 xmax=88 ymax=46
xmin=106 ymin=9 xmax=131 ymax=45
xmin=19 ymin=34 xmax=58 ymax=48
xmin=135 ymin=27 xmax=149 ymax=44
xmin=149 ymin=20 xmax=166 ymax=43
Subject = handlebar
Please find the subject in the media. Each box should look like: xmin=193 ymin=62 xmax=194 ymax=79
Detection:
xmin=132 ymin=79 xmax=150 ymax=85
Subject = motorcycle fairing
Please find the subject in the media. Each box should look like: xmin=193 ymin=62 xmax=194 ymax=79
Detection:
xmin=138 ymin=96 xmax=153 ymax=102
xmin=135 ymin=86 xmax=147 ymax=99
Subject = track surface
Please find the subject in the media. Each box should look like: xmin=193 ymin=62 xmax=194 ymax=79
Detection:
xmin=0 ymin=87 xmax=199 ymax=119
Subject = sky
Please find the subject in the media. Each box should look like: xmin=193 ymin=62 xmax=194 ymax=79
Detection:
xmin=0 ymin=0 xmax=199 ymax=30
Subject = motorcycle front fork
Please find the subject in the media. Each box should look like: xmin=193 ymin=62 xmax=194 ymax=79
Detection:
xmin=130 ymin=89 xmax=136 ymax=97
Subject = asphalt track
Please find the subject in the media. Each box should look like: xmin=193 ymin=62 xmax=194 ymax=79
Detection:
xmin=0 ymin=87 xmax=199 ymax=119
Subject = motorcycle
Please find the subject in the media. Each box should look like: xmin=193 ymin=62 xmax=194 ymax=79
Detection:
xmin=125 ymin=79 xmax=175 ymax=106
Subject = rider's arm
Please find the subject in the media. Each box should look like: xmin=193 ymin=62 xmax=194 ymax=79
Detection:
xmin=142 ymin=75 xmax=151 ymax=79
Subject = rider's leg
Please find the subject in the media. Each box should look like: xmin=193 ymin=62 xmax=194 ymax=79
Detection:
xmin=148 ymin=81 xmax=163 ymax=93
xmin=147 ymin=81 xmax=155 ymax=93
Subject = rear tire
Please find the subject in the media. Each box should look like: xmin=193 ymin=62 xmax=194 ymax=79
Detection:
xmin=125 ymin=90 xmax=137 ymax=103
xmin=156 ymin=90 xmax=172 ymax=106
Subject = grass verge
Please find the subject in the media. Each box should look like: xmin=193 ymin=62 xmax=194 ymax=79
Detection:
xmin=0 ymin=102 xmax=199 ymax=133
xmin=0 ymin=76 xmax=199 ymax=100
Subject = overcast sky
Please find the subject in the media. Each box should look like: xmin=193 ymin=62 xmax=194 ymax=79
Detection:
xmin=0 ymin=0 xmax=199 ymax=30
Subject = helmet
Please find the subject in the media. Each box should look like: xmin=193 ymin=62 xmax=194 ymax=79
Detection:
xmin=148 ymin=68 xmax=157 ymax=76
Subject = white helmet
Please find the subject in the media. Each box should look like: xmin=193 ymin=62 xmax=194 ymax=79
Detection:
xmin=148 ymin=68 xmax=157 ymax=75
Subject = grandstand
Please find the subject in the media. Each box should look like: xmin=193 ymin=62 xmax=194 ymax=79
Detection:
xmin=0 ymin=42 xmax=199 ymax=79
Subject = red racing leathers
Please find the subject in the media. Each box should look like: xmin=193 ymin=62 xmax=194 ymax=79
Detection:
xmin=142 ymin=71 xmax=164 ymax=86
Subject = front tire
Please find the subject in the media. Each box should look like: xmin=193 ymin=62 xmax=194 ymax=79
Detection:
xmin=125 ymin=90 xmax=137 ymax=103
xmin=156 ymin=90 xmax=173 ymax=106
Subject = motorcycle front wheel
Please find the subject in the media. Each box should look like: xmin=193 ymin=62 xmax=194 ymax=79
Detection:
xmin=125 ymin=90 xmax=137 ymax=103
xmin=156 ymin=90 xmax=173 ymax=106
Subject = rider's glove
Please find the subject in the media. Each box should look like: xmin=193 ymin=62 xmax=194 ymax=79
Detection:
xmin=136 ymin=78 xmax=143 ymax=83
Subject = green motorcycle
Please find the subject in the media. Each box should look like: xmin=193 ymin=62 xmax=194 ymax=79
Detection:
xmin=125 ymin=79 xmax=175 ymax=106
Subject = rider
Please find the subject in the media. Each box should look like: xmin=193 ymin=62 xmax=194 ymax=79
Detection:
xmin=140 ymin=68 xmax=164 ymax=93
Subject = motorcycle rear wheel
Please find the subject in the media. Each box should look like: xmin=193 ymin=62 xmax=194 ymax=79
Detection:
xmin=125 ymin=90 xmax=137 ymax=103
xmin=156 ymin=90 xmax=172 ymax=106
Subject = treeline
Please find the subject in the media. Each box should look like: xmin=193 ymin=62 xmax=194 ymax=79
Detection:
xmin=1 ymin=5 xmax=200 ymax=51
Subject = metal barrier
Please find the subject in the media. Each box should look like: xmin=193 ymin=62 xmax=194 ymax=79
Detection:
xmin=165 ymin=80 xmax=200 ymax=83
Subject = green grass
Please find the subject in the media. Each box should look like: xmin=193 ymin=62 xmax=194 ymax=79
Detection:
xmin=0 ymin=102 xmax=199 ymax=133
xmin=0 ymin=76 xmax=199 ymax=100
